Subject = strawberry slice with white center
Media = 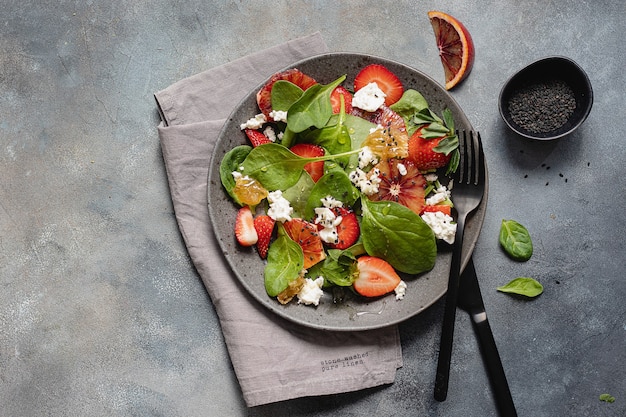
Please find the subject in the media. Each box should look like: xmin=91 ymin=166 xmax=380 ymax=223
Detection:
xmin=353 ymin=256 xmax=402 ymax=298
xmin=289 ymin=143 xmax=325 ymax=182
xmin=234 ymin=206 xmax=258 ymax=246
xmin=353 ymin=64 xmax=404 ymax=106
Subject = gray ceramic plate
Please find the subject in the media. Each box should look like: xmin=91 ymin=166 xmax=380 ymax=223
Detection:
xmin=208 ymin=53 xmax=488 ymax=331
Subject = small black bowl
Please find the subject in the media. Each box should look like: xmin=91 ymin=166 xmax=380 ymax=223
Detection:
xmin=498 ymin=56 xmax=593 ymax=140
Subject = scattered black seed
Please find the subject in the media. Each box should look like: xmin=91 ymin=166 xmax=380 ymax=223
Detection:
xmin=565 ymin=178 xmax=568 ymax=182
xmin=546 ymin=166 xmax=550 ymax=170
xmin=546 ymin=182 xmax=549 ymax=186
xmin=559 ymin=173 xmax=564 ymax=177
xmin=508 ymin=79 xmax=576 ymax=134
xmin=524 ymin=174 xmax=528 ymax=178
xmin=556 ymin=280 xmax=561 ymax=285
xmin=541 ymin=163 xmax=546 ymax=167
xmin=587 ymin=162 xmax=591 ymax=166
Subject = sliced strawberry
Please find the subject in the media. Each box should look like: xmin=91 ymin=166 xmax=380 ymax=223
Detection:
xmin=421 ymin=204 xmax=452 ymax=216
xmin=368 ymin=158 xmax=426 ymax=215
xmin=235 ymin=206 xmax=258 ymax=246
xmin=408 ymin=126 xmax=452 ymax=170
xmin=330 ymin=86 xmax=353 ymax=114
xmin=244 ymin=129 xmax=272 ymax=147
xmin=256 ymin=68 xmax=317 ymax=120
xmin=353 ymin=64 xmax=404 ymax=106
xmin=353 ymin=256 xmax=401 ymax=298
xmin=283 ymin=218 xmax=326 ymax=269
xmin=326 ymin=207 xmax=360 ymax=250
xmin=253 ymin=215 xmax=275 ymax=259
xmin=289 ymin=143 xmax=325 ymax=182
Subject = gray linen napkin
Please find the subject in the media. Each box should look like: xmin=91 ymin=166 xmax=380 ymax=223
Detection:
xmin=154 ymin=32 xmax=402 ymax=407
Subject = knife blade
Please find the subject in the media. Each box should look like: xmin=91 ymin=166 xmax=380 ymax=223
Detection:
xmin=458 ymin=257 xmax=518 ymax=417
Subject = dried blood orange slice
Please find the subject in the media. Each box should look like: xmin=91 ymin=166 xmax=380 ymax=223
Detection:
xmin=428 ymin=10 xmax=475 ymax=90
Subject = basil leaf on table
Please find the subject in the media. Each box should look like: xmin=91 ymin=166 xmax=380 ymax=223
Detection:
xmin=499 ymin=219 xmax=533 ymax=261
xmin=497 ymin=277 xmax=543 ymax=298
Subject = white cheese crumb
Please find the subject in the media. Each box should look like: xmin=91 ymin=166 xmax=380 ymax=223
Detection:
xmin=240 ymin=113 xmax=267 ymax=130
xmin=349 ymin=167 xmax=381 ymax=196
xmin=397 ymin=163 xmax=407 ymax=176
xmin=320 ymin=196 xmax=343 ymax=209
xmin=267 ymin=190 xmax=293 ymax=223
xmin=394 ymin=280 xmax=407 ymax=300
xmin=263 ymin=126 xmax=277 ymax=142
xmin=358 ymin=146 xmax=379 ymax=169
xmin=421 ymin=211 xmax=457 ymax=244
xmin=298 ymin=277 xmax=325 ymax=306
xmin=425 ymin=185 xmax=451 ymax=206
xmin=352 ymin=82 xmax=386 ymax=112
xmin=269 ymin=109 xmax=288 ymax=123
xmin=314 ymin=196 xmax=344 ymax=244
xmin=424 ymin=173 xmax=439 ymax=182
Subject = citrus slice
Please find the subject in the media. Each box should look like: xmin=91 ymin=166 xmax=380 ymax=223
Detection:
xmin=283 ymin=218 xmax=326 ymax=269
xmin=427 ymin=10 xmax=475 ymax=90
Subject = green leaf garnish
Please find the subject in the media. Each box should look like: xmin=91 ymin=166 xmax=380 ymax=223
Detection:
xmin=497 ymin=277 xmax=543 ymax=298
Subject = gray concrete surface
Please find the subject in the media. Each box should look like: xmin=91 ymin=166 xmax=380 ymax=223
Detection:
xmin=1 ymin=1 xmax=624 ymax=416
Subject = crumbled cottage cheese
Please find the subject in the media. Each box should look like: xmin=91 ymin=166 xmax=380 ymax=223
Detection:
xmin=263 ymin=126 xmax=278 ymax=142
xmin=352 ymin=82 xmax=386 ymax=112
xmin=314 ymin=196 xmax=344 ymax=244
xmin=269 ymin=109 xmax=288 ymax=123
xmin=267 ymin=190 xmax=293 ymax=223
xmin=394 ymin=280 xmax=407 ymax=300
xmin=358 ymin=146 xmax=379 ymax=169
xmin=421 ymin=211 xmax=457 ymax=244
xmin=297 ymin=277 xmax=325 ymax=306
xmin=240 ymin=113 xmax=267 ymax=130
xmin=425 ymin=184 xmax=452 ymax=206
xmin=349 ymin=167 xmax=381 ymax=196
xmin=397 ymin=163 xmax=407 ymax=176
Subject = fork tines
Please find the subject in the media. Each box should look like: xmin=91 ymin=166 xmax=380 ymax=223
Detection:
xmin=456 ymin=130 xmax=484 ymax=186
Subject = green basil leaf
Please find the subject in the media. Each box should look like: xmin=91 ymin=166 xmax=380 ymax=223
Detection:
xmin=271 ymin=80 xmax=304 ymax=112
xmin=497 ymin=277 xmax=543 ymax=298
xmin=389 ymin=89 xmax=429 ymax=135
xmin=219 ymin=145 xmax=252 ymax=205
xmin=599 ymin=394 xmax=615 ymax=403
xmin=361 ymin=199 xmax=436 ymax=274
xmin=304 ymin=169 xmax=360 ymax=220
xmin=499 ymin=219 xmax=533 ymax=261
xmin=264 ymin=230 xmax=303 ymax=297
xmin=287 ymin=75 xmax=346 ymax=133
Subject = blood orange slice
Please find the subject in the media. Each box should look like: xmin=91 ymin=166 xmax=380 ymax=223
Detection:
xmin=368 ymin=158 xmax=426 ymax=215
xmin=427 ymin=10 xmax=475 ymax=90
xmin=283 ymin=218 xmax=326 ymax=269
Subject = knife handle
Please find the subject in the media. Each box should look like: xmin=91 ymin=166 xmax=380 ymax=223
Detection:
xmin=470 ymin=313 xmax=518 ymax=417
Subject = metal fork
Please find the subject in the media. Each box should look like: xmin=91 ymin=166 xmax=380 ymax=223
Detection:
xmin=434 ymin=130 xmax=486 ymax=401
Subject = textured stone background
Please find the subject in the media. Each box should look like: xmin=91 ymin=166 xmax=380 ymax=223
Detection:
xmin=1 ymin=1 xmax=624 ymax=416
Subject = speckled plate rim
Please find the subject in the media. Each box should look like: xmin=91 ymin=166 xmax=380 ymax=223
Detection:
xmin=207 ymin=52 xmax=488 ymax=331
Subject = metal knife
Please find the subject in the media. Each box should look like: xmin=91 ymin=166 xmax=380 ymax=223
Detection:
xmin=458 ymin=257 xmax=518 ymax=417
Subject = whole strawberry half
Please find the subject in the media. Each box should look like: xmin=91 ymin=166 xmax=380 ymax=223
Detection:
xmin=253 ymin=215 xmax=275 ymax=259
xmin=408 ymin=126 xmax=452 ymax=171
xmin=326 ymin=207 xmax=360 ymax=250
xmin=353 ymin=256 xmax=401 ymax=298
xmin=353 ymin=64 xmax=404 ymax=106
xmin=368 ymin=158 xmax=426 ymax=216
xmin=289 ymin=143 xmax=325 ymax=182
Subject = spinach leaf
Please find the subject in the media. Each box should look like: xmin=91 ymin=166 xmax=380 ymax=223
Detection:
xmin=360 ymin=198 xmax=436 ymax=274
xmin=287 ymin=75 xmax=346 ymax=133
xmin=240 ymin=143 xmax=312 ymax=190
xmin=300 ymin=103 xmax=352 ymax=158
xmin=219 ymin=145 xmax=252 ymax=205
xmin=389 ymin=89 xmax=429 ymax=136
xmin=599 ymin=394 xmax=615 ymax=403
xmin=264 ymin=227 xmax=304 ymax=297
xmin=304 ymin=169 xmax=360 ymax=220
xmin=271 ymin=80 xmax=304 ymax=111
xmin=497 ymin=277 xmax=543 ymax=298
xmin=499 ymin=219 xmax=533 ymax=261
xmin=281 ymin=170 xmax=315 ymax=219
xmin=307 ymin=248 xmax=357 ymax=287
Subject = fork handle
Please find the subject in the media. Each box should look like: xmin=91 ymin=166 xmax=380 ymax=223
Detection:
xmin=434 ymin=214 xmax=466 ymax=401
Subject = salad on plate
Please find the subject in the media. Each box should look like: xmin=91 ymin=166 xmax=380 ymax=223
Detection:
xmin=219 ymin=63 xmax=460 ymax=308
